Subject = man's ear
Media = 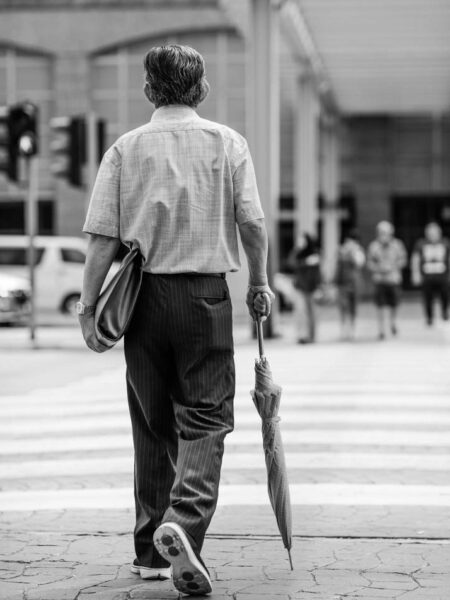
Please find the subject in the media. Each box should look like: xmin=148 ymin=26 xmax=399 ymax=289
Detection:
xmin=143 ymin=82 xmax=153 ymax=103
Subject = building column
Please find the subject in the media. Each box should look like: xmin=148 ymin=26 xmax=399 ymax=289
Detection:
xmin=54 ymin=54 xmax=91 ymax=235
xmin=431 ymin=114 xmax=443 ymax=192
xmin=294 ymin=74 xmax=320 ymax=239
xmin=247 ymin=0 xmax=280 ymax=334
xmin=321 ymin=120 xmax=340 ymax=282
xmin=247 ymin=0 xmax=280 ymax=267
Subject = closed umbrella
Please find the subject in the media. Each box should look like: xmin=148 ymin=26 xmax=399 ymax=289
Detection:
xmin=251 ymin=317 xmax=293 ymax=570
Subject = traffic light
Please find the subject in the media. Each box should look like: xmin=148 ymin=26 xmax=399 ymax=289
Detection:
xmin=0 ymin=106 xmax=14 ymax=180
xmin=49 ymin=115 xmax=105 ymax=188
xmin=49 ymin=116 xmax=86 ymax=187
xmin=0 ymin=102 xmax=38 ymax=182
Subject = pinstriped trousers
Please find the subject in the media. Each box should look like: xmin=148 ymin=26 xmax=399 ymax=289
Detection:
xmin=124 ymin=273 xmax=235 ymax=568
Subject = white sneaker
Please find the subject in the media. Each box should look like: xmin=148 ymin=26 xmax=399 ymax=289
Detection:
xmin=130 ymin=560 xmax=171 ymax=580
xmin=153 ymin=522 xmax=212 ymax=596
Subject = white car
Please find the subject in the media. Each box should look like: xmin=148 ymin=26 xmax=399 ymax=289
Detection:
xmin=0 ymin=235 xmax=119 ymax=316
xmin=0 ymin=272 xmax=31 ymax=324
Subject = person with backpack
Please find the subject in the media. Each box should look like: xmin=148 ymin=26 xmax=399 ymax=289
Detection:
xmin=411 ymin=222 xmax=450 ymax=325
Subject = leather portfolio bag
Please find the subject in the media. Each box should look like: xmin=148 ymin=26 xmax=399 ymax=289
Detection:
xmin=95 ymin=247 xmax=143 ymax=348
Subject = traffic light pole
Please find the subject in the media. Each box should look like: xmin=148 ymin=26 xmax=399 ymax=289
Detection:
xmin=87 ymin=112 xmax=99 ymax=202
xmin=26 ymin=155 xmax=39 ymax=345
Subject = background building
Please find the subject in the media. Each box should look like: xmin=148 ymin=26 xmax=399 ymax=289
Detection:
xmin=1 ymin=0 xmax=449 ymax=293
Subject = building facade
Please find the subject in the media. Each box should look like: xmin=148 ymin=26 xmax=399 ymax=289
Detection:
xmin=1 ymin=0 xmax=449 ymax=289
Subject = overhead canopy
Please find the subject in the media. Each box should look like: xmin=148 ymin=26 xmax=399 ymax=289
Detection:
xmin=283 ymin=0 xmax=450 ymax=115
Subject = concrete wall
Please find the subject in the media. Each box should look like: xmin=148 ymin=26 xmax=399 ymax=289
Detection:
xmin=340 ymin=115 xmax=450 ymax=248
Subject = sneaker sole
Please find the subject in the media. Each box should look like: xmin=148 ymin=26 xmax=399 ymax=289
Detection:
xmin=153 ymin=523 xmax=212 ymax=596
xmin=140 ymin=568 xmax=171 ymax=580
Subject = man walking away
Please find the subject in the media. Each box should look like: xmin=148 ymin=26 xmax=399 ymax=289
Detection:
xmin=78 ymin=45 xmax=274 ymax=596
xmin=335 ymin=229 xmax=365 ymax=340
xmin=411 ymin=222 xmax=450 ymax=326
xmin=367 ymin=221 xmax=407 ymax=340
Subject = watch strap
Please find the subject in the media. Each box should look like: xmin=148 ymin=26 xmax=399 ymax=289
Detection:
xmin=77 ymin=302 xmax=96 ymax=315
xmin=83 ymin=305 xmax=97 ymax=315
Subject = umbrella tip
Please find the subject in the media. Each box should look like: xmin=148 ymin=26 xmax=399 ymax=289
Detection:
xmin=287 ymin=548 xmax=294 ymax=571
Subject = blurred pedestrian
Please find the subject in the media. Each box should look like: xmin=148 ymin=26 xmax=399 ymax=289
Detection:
xmin=78 ymin=44 xmax=274 ymax=596
xmin=367 ymin=221 xmax=407 ymax=340
xmin=290 ymin=233 xmax=321 ymax=344
xmin=411 ymin=222 xmax=450 ymax=325
xmin=335 ymin=229 xmax=365 ymax=340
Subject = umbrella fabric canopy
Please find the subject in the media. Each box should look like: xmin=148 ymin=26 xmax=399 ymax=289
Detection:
xmin=251 ymin=319 xmax=293 ymax=570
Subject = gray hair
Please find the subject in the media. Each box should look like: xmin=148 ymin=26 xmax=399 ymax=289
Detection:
xmin=143 ymin=44 xmax=210 ymax=108
xmin=376 ymin=221 xmax=394 ymax=235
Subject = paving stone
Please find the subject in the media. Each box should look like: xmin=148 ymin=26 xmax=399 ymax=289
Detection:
xmin=25 ymin=587 xmax=80 ymax=600
xmin=398 ymin=591 xmax=448 ymax=600
xmin=77 ymin=591 xmax=129 ymax=600
xmin=414 ymin=575 xmax=450 ymax=587
xmin=214 ymin=566 xmax=263 ymax=580
xmin=234 ymin=581 xmax=299 ymax=594
xmin=234 ymin=595 xmax=290 ymax=600
xmin=0 ymin=582 xmax=27 ymax=600
xmin=347 ymin=587 xmax=408 ymax=597
xmin=14 ymin=565 xmax=73 ymax=585
xmin=126 ymin=589 xmax=178 ymax=600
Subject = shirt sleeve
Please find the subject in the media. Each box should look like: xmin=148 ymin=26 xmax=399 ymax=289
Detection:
xmin=232 ymin=139 xmax=264 ymax=225
xmin=83 ymin=145 xmax=121 ymax=238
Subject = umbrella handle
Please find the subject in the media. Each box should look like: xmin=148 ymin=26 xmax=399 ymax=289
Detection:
xmin=256 ymin=316 xmax=265 ymax=360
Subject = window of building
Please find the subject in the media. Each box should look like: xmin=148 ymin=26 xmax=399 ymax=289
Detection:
xmin=0 ymin=247 xmax=44 ymax=266
xmin=90 ymin=29 xmax=247 ymax=146
xmin=0 ymin=200 xmax=55 ymax=235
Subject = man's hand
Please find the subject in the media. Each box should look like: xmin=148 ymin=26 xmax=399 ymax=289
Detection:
xmin=78 ymin=314 xmax=109 ymax=353
xmin=246 ymin=284 xmax=275 ymax=321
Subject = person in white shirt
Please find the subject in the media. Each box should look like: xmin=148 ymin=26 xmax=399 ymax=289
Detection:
xmin=367 ymin=221 xmax=407 ymax=340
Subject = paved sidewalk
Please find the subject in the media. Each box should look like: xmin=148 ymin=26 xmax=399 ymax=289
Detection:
xmin=1 ymin=509 xmax=449 ymax=600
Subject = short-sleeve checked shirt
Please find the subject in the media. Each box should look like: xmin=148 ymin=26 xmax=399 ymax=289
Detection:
xmin=83 ymin=105 xmax=264 ymax=273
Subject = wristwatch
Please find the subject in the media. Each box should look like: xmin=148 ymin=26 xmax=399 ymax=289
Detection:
xmin=76 ymin=301 xmax=96 ymax=315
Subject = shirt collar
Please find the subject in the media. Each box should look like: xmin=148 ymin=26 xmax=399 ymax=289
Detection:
xmin=151 ymin=105 xmax=200 ymax=123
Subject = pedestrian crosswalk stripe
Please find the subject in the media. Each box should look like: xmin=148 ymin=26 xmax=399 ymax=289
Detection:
xmin=1 ymin=380 xmax=448 ymax=403
xmin=1 ymin=429 xmax=450 ymax=455
xmin=2 ymin=409 xmax=450 ymax=435
xmin=1 ymin=392 xmax=450 ymax=413
xmin=1 ymin=452 xmax=450 ymax=480
xmin=1 ymin=346 xmax=449 ymax=520
xmin=0 ymin=484 xmax=449 ymax=511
